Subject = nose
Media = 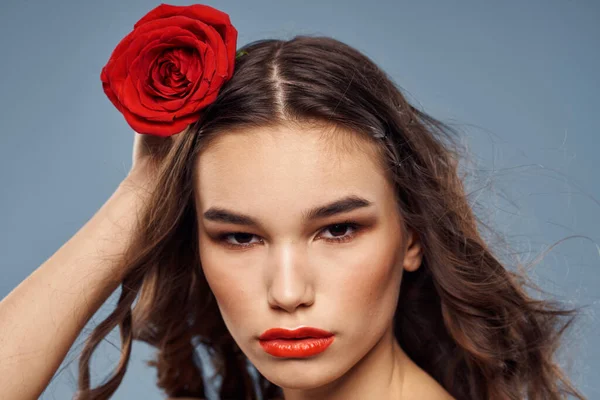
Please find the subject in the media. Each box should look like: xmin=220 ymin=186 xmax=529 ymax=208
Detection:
xmin=266 ymin=243 xmax=315 ymax=313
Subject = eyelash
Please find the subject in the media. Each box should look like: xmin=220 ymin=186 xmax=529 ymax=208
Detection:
xmin=217 ymin=221 xmax=363 ymax=250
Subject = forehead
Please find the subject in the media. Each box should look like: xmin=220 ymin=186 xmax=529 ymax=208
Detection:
xmin=194 ymin=123 xmax=390 ymax=208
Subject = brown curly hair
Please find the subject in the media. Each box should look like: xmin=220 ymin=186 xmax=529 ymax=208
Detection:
xmin=73 ymin=36 xmax=586 ymax=400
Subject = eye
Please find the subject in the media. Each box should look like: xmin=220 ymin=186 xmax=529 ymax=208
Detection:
xmin=217 ymin=221 xmax=362 ymax=250
xmin=219 ymin=232 xmax=262 ymax=249
xmin=319 ymin=222 xmax=361 ymax=243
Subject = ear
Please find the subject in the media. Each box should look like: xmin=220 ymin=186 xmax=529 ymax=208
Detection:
xmin=402 ymin=226 xmax=423 ymax=272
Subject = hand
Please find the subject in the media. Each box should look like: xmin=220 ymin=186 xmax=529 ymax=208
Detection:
xmin=126 ymin=130 xmax=184 ymax=187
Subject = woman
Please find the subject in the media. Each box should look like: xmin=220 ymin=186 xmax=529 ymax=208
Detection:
xmin=0 ymin=4 xmax=585 ymax=400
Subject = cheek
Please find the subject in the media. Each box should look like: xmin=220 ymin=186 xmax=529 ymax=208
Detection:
xmin=334 ymin=237 xmax=403 ymax=329
xmin=199 ymin=241 xmax=258 ymax=330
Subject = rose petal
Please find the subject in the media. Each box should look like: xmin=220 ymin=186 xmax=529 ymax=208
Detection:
xmin=107 ymin=22 xmax=190 ymax=82
xmin=133 ymin=3 xmax=238 ymax=80
xmin=122 ymin=102 xmax=201 ymax=136
xmin=140 ymin=48 xmax=205 ymax=113
xmin=121 ymin=30 xmax=199 ymax=113
xmin=134 ymin=16 xmax=230 ymax=88
xmin=101 ymin=4 xmax=238 ymax=136
xmin=129 ymin=33 xmax=211 ymax=114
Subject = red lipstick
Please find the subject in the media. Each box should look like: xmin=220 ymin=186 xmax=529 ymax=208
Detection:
xmin=258 ymin=327 xmax=335 ymax=358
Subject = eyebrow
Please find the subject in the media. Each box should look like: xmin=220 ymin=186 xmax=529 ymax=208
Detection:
xmin=203 ymin=195 xmax=374 ymax=227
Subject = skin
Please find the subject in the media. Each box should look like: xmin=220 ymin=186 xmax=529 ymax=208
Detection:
xmin=193 ymin=123 xmax=453 ymax=399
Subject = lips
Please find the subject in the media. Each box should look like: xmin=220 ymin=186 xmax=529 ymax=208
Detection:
xmin=259 ymin=326 xmax=333 ymax=340
xmin=258 ymin=327 xmax=335 ymax=358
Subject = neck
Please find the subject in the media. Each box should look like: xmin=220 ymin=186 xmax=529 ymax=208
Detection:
xmin=282 ymin=325 xmax=406 ymax=400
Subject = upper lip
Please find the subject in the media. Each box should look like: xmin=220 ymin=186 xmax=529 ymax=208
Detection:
xmin=259 ymin=327 xmax=334 ymax=340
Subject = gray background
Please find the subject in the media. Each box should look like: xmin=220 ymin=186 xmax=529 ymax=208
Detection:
xmin=0 ymin=0 xmax=598 ymax=398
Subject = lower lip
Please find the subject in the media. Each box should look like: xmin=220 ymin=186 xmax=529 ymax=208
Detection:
xmin=259 ymin=336 xmax=335 ymax=358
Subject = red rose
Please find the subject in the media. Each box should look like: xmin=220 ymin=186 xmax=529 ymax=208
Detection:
xmin=100 ymin=3 xmax=238 ymax=137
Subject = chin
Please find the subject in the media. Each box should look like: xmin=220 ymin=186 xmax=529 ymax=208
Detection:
xmin=266 ymin=373 xmax=336 ymax=390
xmin=256 ymin=359 xmax=346 ymax=390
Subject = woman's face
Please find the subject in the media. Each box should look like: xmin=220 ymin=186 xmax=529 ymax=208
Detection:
xmin=194 ymin=124 xmax=422 ymax=390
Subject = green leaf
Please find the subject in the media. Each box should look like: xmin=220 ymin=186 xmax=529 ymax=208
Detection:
xmin=235 ymin=50 xmax=249 ymax=60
